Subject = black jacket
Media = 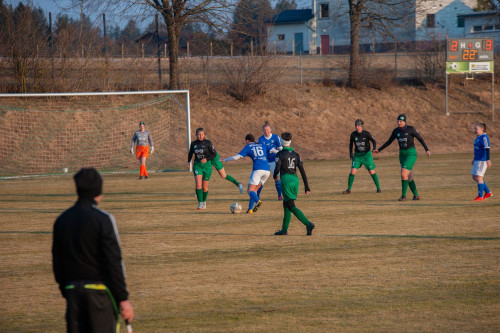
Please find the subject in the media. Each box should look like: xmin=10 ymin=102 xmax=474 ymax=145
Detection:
xmin=52 ymin=198 xmax=129 ymax=302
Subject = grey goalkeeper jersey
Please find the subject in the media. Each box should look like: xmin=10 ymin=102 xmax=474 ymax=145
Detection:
xmin=131 ymin=130 xmax=154 ymax=148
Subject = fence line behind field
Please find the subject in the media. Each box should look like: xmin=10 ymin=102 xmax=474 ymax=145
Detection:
xmin=0 ymin=52 xmax=436 ymax=92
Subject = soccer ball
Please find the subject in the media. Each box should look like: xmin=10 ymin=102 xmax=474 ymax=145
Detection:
xmin=450 ymin=62 xmax=458 ymax=70
xmin=230 ymin=202 xmax=242 ymax=214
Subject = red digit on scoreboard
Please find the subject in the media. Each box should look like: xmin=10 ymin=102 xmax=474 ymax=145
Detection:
xmin=484 ymin=39 xmax=492 ymax=51
xmin=450 ymin=40 xmax=458 ymax=51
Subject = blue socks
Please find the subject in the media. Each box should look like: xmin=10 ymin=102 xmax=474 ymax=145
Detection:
xmin=477 ymin=183 xmax=485 ymax=197
xmin=275 ymin=180 xmax=282 ymax=197
xmin=248 ymin=191 xmax=260 ymax=211
xmin=257 ymin=186 xmax=263 ymax=198
xmin=483 ymin=182 xmax=490 ymax=194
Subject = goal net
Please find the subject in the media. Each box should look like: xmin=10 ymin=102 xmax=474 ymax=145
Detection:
xmin=0 ymin=91 xmax=191 ymax=178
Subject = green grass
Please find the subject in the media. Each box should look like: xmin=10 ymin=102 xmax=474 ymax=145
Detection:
xmin=1 ymin=153 xmax=499 ymax=332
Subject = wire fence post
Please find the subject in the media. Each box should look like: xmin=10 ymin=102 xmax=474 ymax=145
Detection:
xmin=299 ymin=55 xmax=303 ymax=85
xmin=394 ymin=42 xmax=398 ymax=80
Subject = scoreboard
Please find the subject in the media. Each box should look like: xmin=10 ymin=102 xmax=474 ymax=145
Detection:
xmin=447 ymin=38 xmax=494 ymax=62
xmin=446 ymin=38 xmax=494 ymax=74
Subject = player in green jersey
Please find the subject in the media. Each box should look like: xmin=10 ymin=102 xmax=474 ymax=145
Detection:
xmin=187 ymin=128 xmax=243 ymax=210
xmin=273 ymin=132 xmax=315 ymax=236
xmin=374 ymin=114 xmax=430 ymax=201
xmin=343 ymin=119 xmax=381 ymax=194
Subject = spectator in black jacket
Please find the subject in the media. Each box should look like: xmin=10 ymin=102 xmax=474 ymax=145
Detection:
xmin=52 ymin=168 xmax=134 ymax=332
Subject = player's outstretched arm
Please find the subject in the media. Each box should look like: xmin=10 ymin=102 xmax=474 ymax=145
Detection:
xmin=223 ymin=154 xmax=243 ymax=162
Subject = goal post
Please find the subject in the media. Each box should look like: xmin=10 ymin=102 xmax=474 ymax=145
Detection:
xmin=0 ymin=90 xmax=191 ymax=178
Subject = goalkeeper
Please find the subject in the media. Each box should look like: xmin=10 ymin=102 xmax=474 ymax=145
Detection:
xmin=273 ymin=132 xmax=315 ymax=236
xmin=130 ymin=121 xmax=154 ymax=179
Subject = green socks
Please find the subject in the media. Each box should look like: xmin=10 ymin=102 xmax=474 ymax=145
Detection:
xmin=290 ymin=207 xmax=311 ymax=226
xmin=349 ymin=173 xmax=380 ymax=191
xmin=203 ymin=191 xmax=208 ymax=202
xmin=401 ymin=179 xmax=409 ymax=197
xmin=196 ymin=189 xmax=203 ymax=202
xmin=408 ymin=180 xmax=418 ymax=196
xmin=226 ymin=174 xmax=239 ymax=186
xmin=347 ymin=174 xmax=355 ymax=190
xmin=282 ymin=206 xmax=311 ymax=232
xmin=371 ymin=173 xmax=381 ymax=190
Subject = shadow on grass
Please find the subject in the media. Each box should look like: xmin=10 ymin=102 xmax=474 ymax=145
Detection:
xmin=2 ymin=230 xmax=498 ymax=240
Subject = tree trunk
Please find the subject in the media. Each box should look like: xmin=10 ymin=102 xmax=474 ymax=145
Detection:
xmin=167 ymin=26 xmax=181 ymax=90
xmin=348 ymin=0 xmax=362 ymax=89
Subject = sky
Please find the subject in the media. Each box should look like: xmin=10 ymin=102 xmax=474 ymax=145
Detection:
xmin=7 ymin=0 xmax=314 ymax=31
xmin=7 ymin=0 xmax=143 ymax=29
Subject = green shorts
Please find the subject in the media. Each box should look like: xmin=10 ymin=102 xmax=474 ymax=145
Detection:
xmin=193 ymin=160 xmax=212 ymax=181
xmin=399 ymin=147 xmax=417 ymax=170
xmin=352 ymin=151 xmax=376 ymax=170
xmin=281 ymin=173 xmax=299 ymax=201
xmin=211 ymin=152 xmax=224 ymax=171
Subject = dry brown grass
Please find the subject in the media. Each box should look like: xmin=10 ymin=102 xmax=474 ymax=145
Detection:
xmin=189 ymin=79 xmax=499 ymax=162
xmin=0 ymin=153 xmax=499 ymax=332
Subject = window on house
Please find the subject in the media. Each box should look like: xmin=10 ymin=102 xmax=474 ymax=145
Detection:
xmin=277 ymin=34 xmax=285 ymax=41
xmin=457 ymin=17 xmax=464 ymax=28
xmin=320 ymin=4 xmax=329 ymax=19
xmin=426 ymin=14 xmax=435 ymax=28
xmin=495 ymin=24 xmax=500 ymax=30
xmin=484 ymin=25 xmax=493 ymax=31
xmin=472 ymin=25 xmax=482 ymax=32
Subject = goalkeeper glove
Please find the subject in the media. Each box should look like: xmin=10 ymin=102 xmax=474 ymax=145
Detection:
xmin=151 ymin=147 xmax=154 ymax=154
xmin=130 ymin=148 xmax=134 ymax=154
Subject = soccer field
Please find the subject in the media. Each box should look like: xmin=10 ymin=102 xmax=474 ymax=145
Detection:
xmin=1 ymin=153 xmax=499 ymax=332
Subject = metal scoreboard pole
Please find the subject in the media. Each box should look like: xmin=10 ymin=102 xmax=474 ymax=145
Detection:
xmin=492 ymin=71 xmax=495 ymax=121
xmin=445 ymin=38 xmax=495 ymax=119
xmin=445 ymin=73 xmax=449 ymax=116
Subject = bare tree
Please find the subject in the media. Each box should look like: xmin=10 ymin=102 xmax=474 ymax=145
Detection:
xmin=347 ymin=0 xmax=413 ymax=88
xmin=221 ymin=54 xmax=282 ymax=102
xmin=475 ymin=0 xmax=500 ymax=10
xmin=76 ymin=0 xmax=233 ymax=89
xmin=230 ymin=0 xmax=274 ymax=55
xmin=0 ymin=2 xmax=48 ymax=92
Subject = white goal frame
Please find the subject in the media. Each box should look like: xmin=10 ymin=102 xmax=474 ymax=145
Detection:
xmin=0 ymin=90 xmax=191 ymax=178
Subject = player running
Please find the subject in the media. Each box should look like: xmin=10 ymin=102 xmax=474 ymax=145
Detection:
xmin=223 ymin=134 xmax=275 ymax=214
xmin=130 ymin=121 xmax=154 ymax=179
xmin=471 ymin=122 xmax=493 ymax=201
xmin=258 ymin=122 xmax=283 ymax=200
xmin=273 ymin=132 xmax=315 ymax=236
xmin=343 ymin=119 xmax=381 ymax=194
xmin=373 ymin=114 xmax=430 ymax=201
xmin=187 ymin=128 xmax=243 ymax=210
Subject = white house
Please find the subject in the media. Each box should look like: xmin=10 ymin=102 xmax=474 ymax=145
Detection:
xmin=267 ymin=9 xmax=315 ymax=54
xmin=267 ymin=0 xmax=478 ymax=54
xmin=457 ymin=10 xmax=500 ymax=52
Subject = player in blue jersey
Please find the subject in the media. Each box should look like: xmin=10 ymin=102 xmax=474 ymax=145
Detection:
xmin=258 ymin=122 xmax=283 ymax=200
xmin=223 ymin=134 xmax=276 ymax=214
xmin=471 ymin=122 xmax=493 ymax=201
